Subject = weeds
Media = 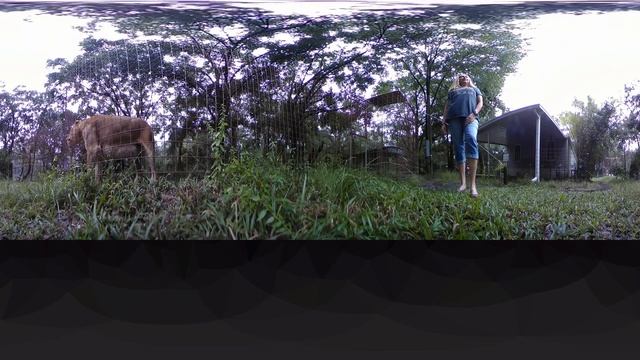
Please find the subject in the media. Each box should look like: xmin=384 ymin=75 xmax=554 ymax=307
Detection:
xmin=1 ymin=155 xmax=639 ymax=239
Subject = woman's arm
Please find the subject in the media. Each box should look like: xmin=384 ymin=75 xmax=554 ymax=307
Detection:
xmin=465 ymin=94 xmax=483 ymax=125
xmin=474 ymin=95 xmax=483 ymax=116
xmin=441 ymin=100 xmax=449 ymax=133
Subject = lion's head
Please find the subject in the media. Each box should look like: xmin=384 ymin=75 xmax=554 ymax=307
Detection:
xmin=66 ymin=120 xmax=84 ymax=147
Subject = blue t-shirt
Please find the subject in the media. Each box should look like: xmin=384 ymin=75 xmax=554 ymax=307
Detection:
xmin=446 ymin=86 xmax=482 ymax=120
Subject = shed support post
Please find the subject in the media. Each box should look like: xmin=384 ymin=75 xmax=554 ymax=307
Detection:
xmin=532 ymin=110 xmax=541 ymax=182
xmin=566 ymin=137 xmax=569 ymax=178
xmin=487 ymin=132 xmax=490 ymax=176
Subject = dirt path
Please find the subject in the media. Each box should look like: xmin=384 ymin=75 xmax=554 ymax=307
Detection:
xmin=422 ymin=180 xmax=613 ymax=193
xmin=563 ymin=182 xmax=612 ymax=192
xmin=421 ymin=180 xmax=461 ymax=192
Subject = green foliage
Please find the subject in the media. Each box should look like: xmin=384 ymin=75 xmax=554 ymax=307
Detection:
xmin=372 ymin=15 xmax=525 ymax=174
xmin=2 ymin=159 xmax=639 ymax=240
xmin=46 ymin=37 xmax=173 ymax=119
xmin=207 ymin=119 xmax=227 ymax=179
xmin=0 ymin=148 xmax=11 ymax=179
xmin=617 ymin=81 xmax=640 ymax=155
xmin=630 ymin=151 xmax=640 ymax=179
xmin=560 ymin=97 xmax=618 ymax=179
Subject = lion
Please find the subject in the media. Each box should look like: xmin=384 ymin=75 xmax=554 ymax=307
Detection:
xmin=66 ymin=115 xmax=157 ymax=182
xmin=102 ymin=144 xmax=145 ymax=173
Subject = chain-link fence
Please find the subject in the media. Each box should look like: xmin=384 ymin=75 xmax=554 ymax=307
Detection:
xmin=10 ymin=37 xmax=417 ymax=182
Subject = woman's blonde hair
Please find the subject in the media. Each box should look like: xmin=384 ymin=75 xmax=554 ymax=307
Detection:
xmin=450 ymin=73 xmax=476 ymax=90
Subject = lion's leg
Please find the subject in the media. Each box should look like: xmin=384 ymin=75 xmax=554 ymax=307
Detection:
xmin=141 ymin=141 xmax=156 ymax=182
xmin=86 ymin=151 xmax=97 ymax=182
xmin=95 ymin=162 xmax=102 ymax=183
xmin=87 ymin=145 xmax=102 ymax=183
xmin=134 ymin=144 xmax=144 ymax=180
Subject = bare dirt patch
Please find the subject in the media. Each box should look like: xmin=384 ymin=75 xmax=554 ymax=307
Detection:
xmin=562 ymin=182 xmax=611 ymax=193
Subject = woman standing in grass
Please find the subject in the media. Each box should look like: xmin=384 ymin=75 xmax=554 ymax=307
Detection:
xmin=441 ymin=73 xmax=483 ymax=198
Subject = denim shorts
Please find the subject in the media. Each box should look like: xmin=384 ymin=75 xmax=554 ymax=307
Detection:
xmin=448 ymin=117 xmax=479 ymax=165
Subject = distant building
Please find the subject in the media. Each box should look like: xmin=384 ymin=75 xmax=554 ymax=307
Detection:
xmin=478 ymin=104 xmax=576 ymax=180
xmin=352 ymin=145 xmax=413 ymax=178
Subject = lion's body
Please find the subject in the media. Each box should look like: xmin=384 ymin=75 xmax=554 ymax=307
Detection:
xmin=67 ymin=115 xmax=156 ymax=182
xmin=102 ymin=144 xmax=141 ymax=160
xmin=102 ymin=144 xmax=144 ymax=173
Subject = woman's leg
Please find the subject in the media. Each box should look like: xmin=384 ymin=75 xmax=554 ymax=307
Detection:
xmin=448 ymin=118 xmax=466 ymax=191
xmin=465 ymin=119 xmax=480 ymax=196
xmin=458 ymin=163 xmax=466 ymax=191
xmin=468 ymin=158 xmax=478 ymax=195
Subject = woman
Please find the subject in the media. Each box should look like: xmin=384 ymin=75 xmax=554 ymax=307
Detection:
xmin=441 ymin=73 xmax=483 ymax=198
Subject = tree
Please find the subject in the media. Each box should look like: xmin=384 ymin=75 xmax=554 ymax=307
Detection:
xmin=263 ymin=17 xmax=391 ymax=163
xmin=622 ymin=81 xmax=640 ymax=146
xmin=560 ymin=97 xmax=617 ymax=179
xmin=375 ymin=15 xmax=525 ymax=172
xmin=629 ymin=150 xmax=640 ymax=179
xmin=46 ymin=37 xmax=174 ymax=120
xmin=0 ymin=86 xmax=41 ymax=178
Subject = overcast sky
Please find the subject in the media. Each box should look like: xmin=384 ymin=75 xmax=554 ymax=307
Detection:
xmin=1 ymin=2 xmax=639 ymax=119
xmin=501 ymin=10 xmax=640 ymax=116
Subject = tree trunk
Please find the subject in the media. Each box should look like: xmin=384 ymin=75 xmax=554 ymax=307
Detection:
xmin=447 ymin=138 xmax=454 ymax=171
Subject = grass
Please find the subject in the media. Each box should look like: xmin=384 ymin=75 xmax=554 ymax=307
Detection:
xmin=1 ymin=154 xmax=639 ymax=239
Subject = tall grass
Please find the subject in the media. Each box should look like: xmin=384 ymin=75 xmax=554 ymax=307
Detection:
xmin=1 ymin=154 xmax=639 ymax=239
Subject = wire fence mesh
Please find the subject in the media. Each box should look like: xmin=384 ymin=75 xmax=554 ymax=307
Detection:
xmin=9 ymin=37 xmax=419 ymax=182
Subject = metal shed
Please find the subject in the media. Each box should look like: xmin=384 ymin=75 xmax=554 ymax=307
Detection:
xmin=477 ymin=104 xmax=576 ymax=180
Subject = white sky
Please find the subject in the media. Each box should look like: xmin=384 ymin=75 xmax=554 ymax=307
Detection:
xmin=1 ymin=4 xmax=639 ymax=119
xmin=0 ymin=10 xmax=126 ymax=91
xmin=0 ymin=11 xmax=88 ymax=89
xmin=501 ymin=10 xmax=640 ymax=117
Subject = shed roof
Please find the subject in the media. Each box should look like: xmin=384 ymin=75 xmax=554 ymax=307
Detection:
xmin=366 ymin=90 xmax=406 ymax=108
xmin=478 ymin=104 xmax=570 ymax=145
